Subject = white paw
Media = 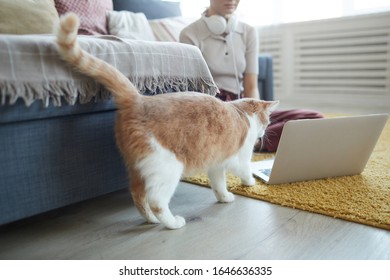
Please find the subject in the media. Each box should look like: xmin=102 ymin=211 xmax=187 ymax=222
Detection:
xmin=218 ymin=192 xmax=235 ymax=203
xmin=166 ymin=215 xmax=186 ymax=230
xmin=242 ymin=176 xmax=256 ymax=186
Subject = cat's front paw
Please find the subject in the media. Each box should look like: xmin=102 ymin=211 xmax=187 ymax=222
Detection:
xmin=218 ymin=192 xmax=235 ymax=203
xmin=166 ymin=215 xmax=186 ymax=230
xmin=242 ymin=176 xmax=256 ymax=187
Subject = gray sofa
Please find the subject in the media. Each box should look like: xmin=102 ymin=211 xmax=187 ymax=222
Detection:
xmin=0 ymin=0 xmax=273 ymax=225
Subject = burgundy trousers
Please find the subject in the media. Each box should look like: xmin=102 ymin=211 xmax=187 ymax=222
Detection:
xmin=261 ymin=109 xmax=324 ymax=152
xmin=216 ymin=89 xmax=324 ymax=153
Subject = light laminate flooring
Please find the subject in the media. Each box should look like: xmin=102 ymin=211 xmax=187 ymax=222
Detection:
xmin=0 ymin=182 xmax=389 ymax=260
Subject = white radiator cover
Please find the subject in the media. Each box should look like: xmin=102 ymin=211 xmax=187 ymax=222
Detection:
xmin=258 ymin=11 xmax=390 ymax=110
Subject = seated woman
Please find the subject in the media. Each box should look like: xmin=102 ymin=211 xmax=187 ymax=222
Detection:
xmin=180 ymin=0 xmax=323 ymax=152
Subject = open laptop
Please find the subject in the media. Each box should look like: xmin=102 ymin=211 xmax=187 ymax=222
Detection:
xmin=252 ymin=114 xmax=388 ymax=184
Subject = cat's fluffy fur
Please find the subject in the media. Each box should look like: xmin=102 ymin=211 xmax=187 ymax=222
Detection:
xmin=55 ymin=13 xmax=278 ymax=229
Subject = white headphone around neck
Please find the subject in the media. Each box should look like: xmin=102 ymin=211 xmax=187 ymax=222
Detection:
xmin=202 ymin=13 xmax=238 ymax=35
xmin=202 ymin=12 xmax=241 ymax=97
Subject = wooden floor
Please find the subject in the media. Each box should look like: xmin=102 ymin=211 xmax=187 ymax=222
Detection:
xmin=0 ymin=102 xmax=389 ymax=260
xmin=0 ymin=182 xmax=389 ymax=260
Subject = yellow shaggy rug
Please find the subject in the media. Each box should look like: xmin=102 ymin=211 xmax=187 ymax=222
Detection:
xmin=185 ymin=117 xmax=390 ymax=230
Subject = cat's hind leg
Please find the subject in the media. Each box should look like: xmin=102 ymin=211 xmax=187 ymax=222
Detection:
xmin=208 ymin=167 xmax=235 ymax=203
xmin=147 ymin=168 xmax=186 ymax=229
xmin=130 ymin=169 xmax=159 ymax=224
xmin=149 ymin=182 xmax=186 ymax=229
xmin=139 ymin=138 xmax=186 ymax=229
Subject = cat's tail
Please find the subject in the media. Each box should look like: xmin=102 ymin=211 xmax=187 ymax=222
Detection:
xmin=54 ymin=12 xmax=140 ymax=109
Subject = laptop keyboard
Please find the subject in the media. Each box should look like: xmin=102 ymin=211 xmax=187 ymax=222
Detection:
xmin=260 ymin=168 xmax=272 ymax=177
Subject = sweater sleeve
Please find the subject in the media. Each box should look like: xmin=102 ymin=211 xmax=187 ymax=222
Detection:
xmin=179 ymin=23 xmax=200 ymax=48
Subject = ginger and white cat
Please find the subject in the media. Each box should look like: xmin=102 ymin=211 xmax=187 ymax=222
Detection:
xmin=55 ymin=13 xmax=278 ymax=229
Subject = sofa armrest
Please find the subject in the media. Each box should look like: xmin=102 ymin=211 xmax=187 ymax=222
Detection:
xmin=258 ymin=54 xmax=274 ymax=101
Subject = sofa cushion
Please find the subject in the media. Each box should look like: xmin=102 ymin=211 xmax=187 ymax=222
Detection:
xmin=54 ymin=0 xmax=113 ymax=35
xmin=113 ymin=0 xmax=181 ymax=19
xmin=149 ymin=17 xmax=196 ymax=42
xmin=0 ymin=0 xmax=59 ymax=34
xmin=107 ymin=10 xmax=156 ymax=41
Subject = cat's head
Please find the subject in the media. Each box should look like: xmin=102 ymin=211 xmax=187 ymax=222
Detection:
xmin=232 ymin=99 xmax=279 ymax=137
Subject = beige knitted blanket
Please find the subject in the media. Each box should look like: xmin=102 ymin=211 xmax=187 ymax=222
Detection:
xmin=0 ymin=35 xmax=218 ymax=107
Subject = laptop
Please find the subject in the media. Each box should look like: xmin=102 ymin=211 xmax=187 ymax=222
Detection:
xmin=252 ymin=114 xmax=388 ymax=184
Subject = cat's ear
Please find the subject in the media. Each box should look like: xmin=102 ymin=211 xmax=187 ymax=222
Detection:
xmin=264 ymin=100 xmax=279 ymax=112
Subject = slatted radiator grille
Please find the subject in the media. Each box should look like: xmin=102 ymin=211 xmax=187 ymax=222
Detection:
xmin=294 ymin=28 xmax=390 ymax=95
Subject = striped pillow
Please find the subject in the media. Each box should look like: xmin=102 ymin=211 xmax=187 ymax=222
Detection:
xmin=148 ymin=17 xmax=196 ymax=42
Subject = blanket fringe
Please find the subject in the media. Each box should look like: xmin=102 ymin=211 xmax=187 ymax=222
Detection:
xmin=0 ymin=77 xmax=218 ymax=107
